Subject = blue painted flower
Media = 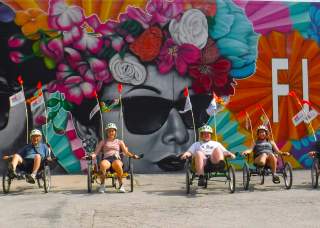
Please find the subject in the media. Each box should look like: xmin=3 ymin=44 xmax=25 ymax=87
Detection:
xmin=0 ymin=3 xmax=15 ymax=23
xmin=208 ymin=0 xmax=258 ymax=79
xmin=307 ymin=5 xmax=320 ymax=44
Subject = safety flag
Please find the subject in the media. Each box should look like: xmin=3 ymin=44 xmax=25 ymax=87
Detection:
xmin=89 ymin=103 xmax=100 ymax=120
xmin=9 ymin=90 xmax=25 ymax=107
xmin=30 ymin=93 xmax=44 ymax=111
xmin=206 ymin=94 xmax=218 ymax=116
xmin=179 ymin=87 xmax=192 ymax=113
xmin=100 ymin=99 xmax=120 ymax=113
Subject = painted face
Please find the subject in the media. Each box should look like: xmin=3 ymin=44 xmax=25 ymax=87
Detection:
xmin=106 ymin=128 xmax=116 ymax=140
xmin=100 ymin=66 xmax=211 ymax=172
xmin=31 ymin=135 xmax=42 ymax=146
xmin=200 ymin=132 xmax=211 ymax=142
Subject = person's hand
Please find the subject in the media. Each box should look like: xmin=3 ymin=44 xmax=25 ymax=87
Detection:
xmin=281 ymin=152 xmax=290 ymax=156
xmin=132 ymin=154 xmax=140 ymax=159
xmin=241 ymin=151 xmax=247 ymax=156
xmin=308 ymin=151 xmax=316 ymax=157
xmin=230 ymin=153 xmax=236 ymax=159
xmin=180 ymin=153 xmax=189 ymax=160
xmin=91 ymin=153 xmax=96 ymax=159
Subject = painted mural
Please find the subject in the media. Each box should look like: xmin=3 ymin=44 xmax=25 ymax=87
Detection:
xmin=0 ymin=0 xmax=318 ymax=173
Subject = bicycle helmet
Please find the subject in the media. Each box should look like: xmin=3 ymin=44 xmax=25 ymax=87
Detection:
xmin=198 ymin=125 xmax=213 ymax=134
xmin=257 ymin=125 xmax=268 ymax=133
xmin=30 ymin=129 xmax=42 ymax=137
xmin=105 ymin=122 xmax=117 ymax=131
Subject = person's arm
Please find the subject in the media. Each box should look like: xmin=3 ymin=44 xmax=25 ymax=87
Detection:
xmin=271 ymin=141 xmax=289 ymax=156
xmin=180 ymin=143 xmax=197 ymax=160
xmin=119 ymin=140 xmax=139 ymax=159
xmin=218 ymin=143 xmax=236 ymax=159
xmin=91 ymin=140 xmax=103 ymax=159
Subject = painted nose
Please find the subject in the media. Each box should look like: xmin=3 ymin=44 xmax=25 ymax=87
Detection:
xmin=162 ymin=108 xmax=189 ymax=145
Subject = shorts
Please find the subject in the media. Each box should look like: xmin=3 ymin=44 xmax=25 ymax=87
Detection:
xmin=102 ymin=155 xmax=121 ymax=172
xmin=18 ymin=159 xmax=34 ymax=173
xmin=204 ymin=156 xmax=226 ymax=173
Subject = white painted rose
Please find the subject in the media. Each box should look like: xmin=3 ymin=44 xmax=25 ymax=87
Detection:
xmin=169 ymin=9 xmax=208 ymax=49
xmin=109 ymin=54 xmax=146 ymax=85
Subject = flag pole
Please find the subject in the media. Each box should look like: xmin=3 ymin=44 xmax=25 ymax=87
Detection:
xmin=257 ymin=104 xmax=275 ymax=142
xmin=190 ymin=106 xmax=197 ymax=143
xmin=17 ymin=76 xmax=28 ymax=144
xmin=289 ymin=91 xmax=317 ymax=141
xmin=118 ymin=83 xmax=124 ymax=141
xmin=37 ymin=82 xmax=49 ymax=144
xmin=94 ymin=91 xmax=104 ymax=141
xmin=245 ymin=111 xmax=255 ymax=144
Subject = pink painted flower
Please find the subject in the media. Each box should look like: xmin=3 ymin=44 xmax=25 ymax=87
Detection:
xmin=157 ymin=38 xmax=200 ymax=76
xmin=119 ymin=6 xmax=152 ymax=29
xmin=62 ymin=26 xmax=82 ymax=45
xmin=146 ymin=0 xmax=184 ymax=26
xmin=9 ymin=51 xmax=25 ymax=63
xmin=73 ymin=31 xmax=103 ymax=54
xmin=48 ymin=0 xmax=85 ymax=31
xmin=8 ymin=35 xmax=26 ymax=48
xmin=86 ymin=14 xmax=118 ymax=36
xmin=40 ymin=38 xmax=64 ymax=62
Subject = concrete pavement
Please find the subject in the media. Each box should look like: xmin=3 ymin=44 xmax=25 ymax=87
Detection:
xmin=0 ymin=170 xmax=319 ymax=228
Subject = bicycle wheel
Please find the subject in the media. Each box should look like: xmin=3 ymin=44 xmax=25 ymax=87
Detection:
xmin=311 ymin=158 xmax=319 ymax=189
xmin=185 ymin=160 xmax=191 ymax=194
xmin=87 ymin=162 xmax=93 ymax=193
xmin=2 ymin=171 xmax=11 ymax=194
xmin=43 ymin=165 xmax=51 ymax=193
xmin=228 ymin=165 xmax=236 ymax=193
xmin=129 ymin=158 xmax=134 ymax=192
xmin=243 ymin=163 xmax=250 ymax=190
xmin=283 ymin=162 xmax=293 ymax=190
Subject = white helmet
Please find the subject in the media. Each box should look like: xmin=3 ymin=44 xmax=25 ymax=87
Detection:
xmin=30 ymin=129 xmax=42 ymax=137
xmin=105 ymin=122 xmax=117 ymax=131
xmin=198 ymin=125 xmax=213 ymax=134
xmin=257 ymin=125 xmax=268 ymax=133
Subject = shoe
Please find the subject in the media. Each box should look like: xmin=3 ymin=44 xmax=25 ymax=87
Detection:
xmin=272 ymin=174 xmax=280 ymax=184
xmin=117 ymin=184 xmax=126 ymax=193
xmin=198 ymin=176 xmax=205 ymax=187
xmin=98 ymin=185 xmax=105 ymax=193
xmin=8 ymin=163 xmax=17 ymax=178
xmin=26 ymin=173 xmax=36 ymax=184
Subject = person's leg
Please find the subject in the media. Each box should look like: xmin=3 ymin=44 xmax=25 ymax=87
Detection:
xmin=194 ymin=150 xmax=206 ymax=176
xmin=99 ymin=160 xmax=111 ymax=185
xmin=254 ymin=153 xmax=268 ymax=167
xmin=210 ymin=147 xmax=225 ymax=164
xmin=266 ymin=153 xmax=277 ymax=174
xmin=112 ymin=160 xmax=124 ymax=185
xmin=10 ymin=154 xmax=23 ymax=171
xmin=31 ymin=154 xmax=41 ymax=175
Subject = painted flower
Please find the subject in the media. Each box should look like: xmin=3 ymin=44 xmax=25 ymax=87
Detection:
xmin=209 ymin=0 xmax=259 ymax=79
xmin=119 ymin=6 xmax=151 ymax=29
xmin=48 ymin=0 xmax=85 ymax=31
xmin=40 ymin=38 xmax=64 ymax=62
xmin=146 ymin=0 xmax=184 ymax=27
xmin=169 ymin=9 xmax=208 ymax=49
xmin=86 ymin=14 xmax=118 ymax=36
xmin=188 ymin=39 xmax=233 ymax=96
xmin=157 ymin=38 xmax=200 ymax=76
xmin=129 ymin=26 xmax=163 ymax=62
xmin=8 ymin=35 xmax=26 ymax=48
xmin=9 ymin=51 xmax=25 ymax=63
xmin=183 ymin=0 xmax=216 ymax=17
xmin=109 ymin=54 xmax=146 ymax=85
xmin=73 ymin=31 xmax=103 ymax=54
xmin=0 ymin=2 xmax=15 ymax=23
xmin=308 ymin=5 xmax=320 ymax=44
xmin=15 ymin=8 xmax=50 ymax=40
xmin=62 ymin=26 xmax=82 ymax=45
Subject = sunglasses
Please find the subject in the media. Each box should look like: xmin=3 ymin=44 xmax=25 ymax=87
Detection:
xmin=121 ymin=94 xmax=211 ymax=135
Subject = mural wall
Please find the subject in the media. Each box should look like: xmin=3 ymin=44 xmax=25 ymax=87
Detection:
xmin=0 ymin=0 xmax=319 ymax=173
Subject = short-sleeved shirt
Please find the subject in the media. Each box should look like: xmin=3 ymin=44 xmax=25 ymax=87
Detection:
xmin=94 ymin=139 xmax=122 ymax=159
xmin=253 ymin=140 xmax=274 ymax=158
xmin=187 ymin=140 xmax=227 ymax=156
xmin=18 ymin=143 xmax=50 ymax=160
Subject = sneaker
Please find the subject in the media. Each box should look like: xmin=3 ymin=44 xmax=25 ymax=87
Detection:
xmin=272 ymin=174 xmax=280 ymax=184
xmin=98 ymin=185 xmax=105 ymax=193
xmin=198 ymin=175 xmax=205 ymax=187
xmin=26 ymin=173 xmax=36 ymax=184
xmin=118 ymin=184 xmax=126 ymax=193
